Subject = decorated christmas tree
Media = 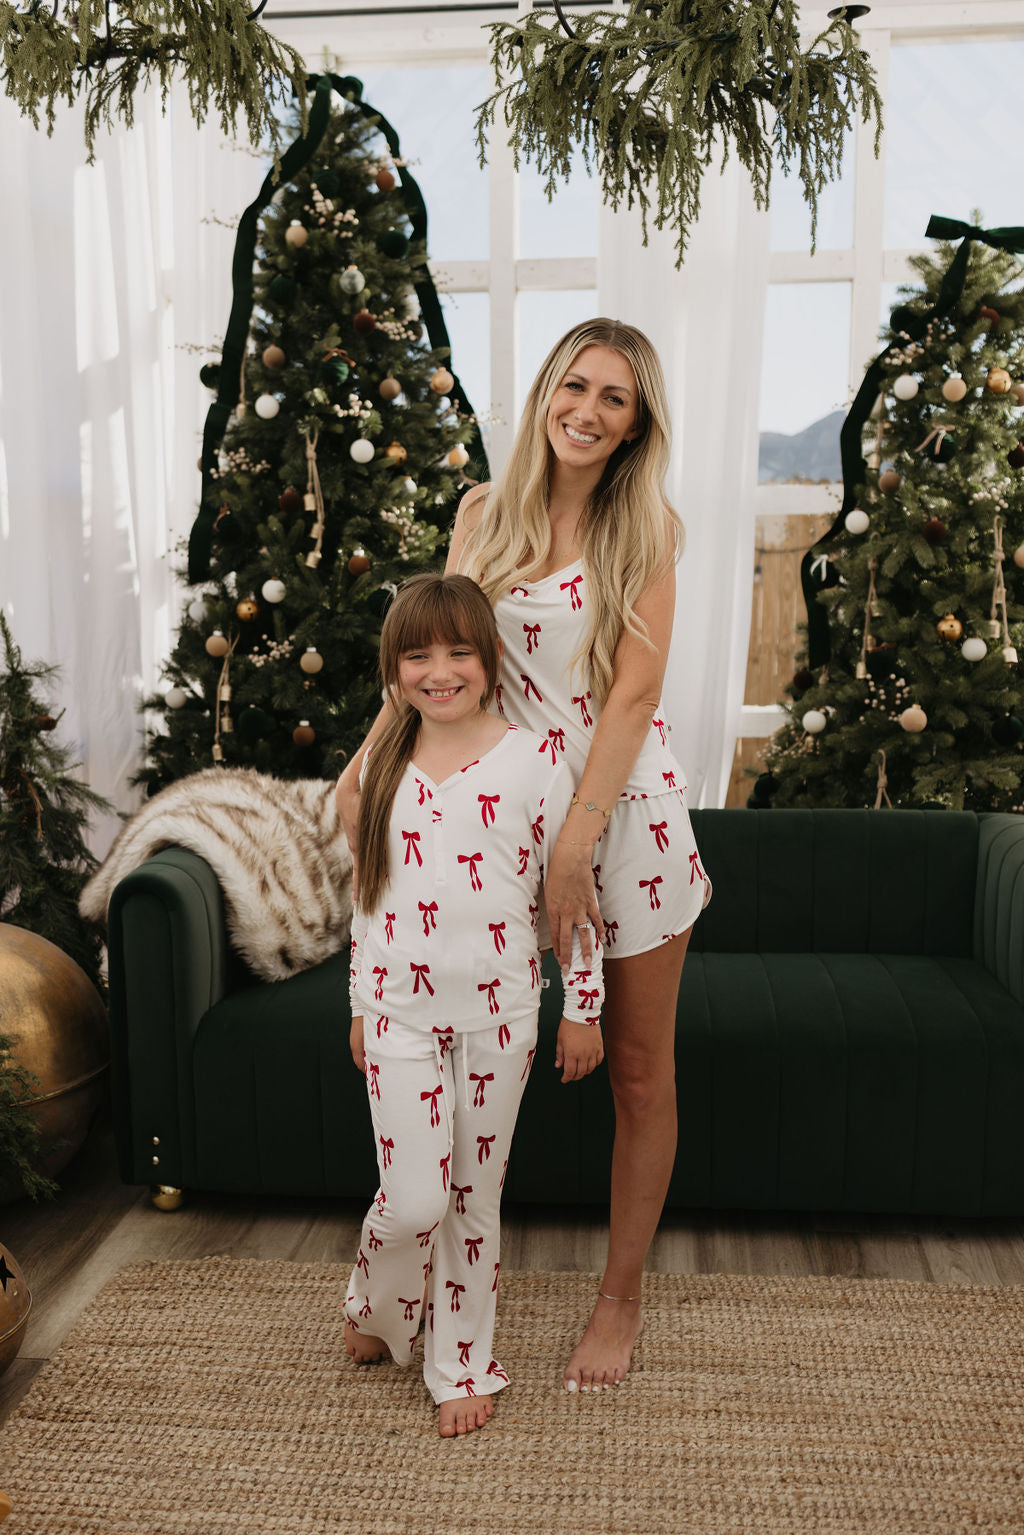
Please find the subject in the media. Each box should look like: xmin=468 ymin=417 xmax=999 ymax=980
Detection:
xmin=754 ymin=218 xmax=1024 ymax=811
xmin=138 ymin=75 xmax=486 ymax=792
xmin=0 ymin=613 xmax=110 ymax=991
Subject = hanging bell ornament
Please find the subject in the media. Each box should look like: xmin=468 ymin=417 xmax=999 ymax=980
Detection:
xmin=262 ymin=344 xmax=286 ymax=369
xmin=348 ymin=548 xmax=370 ymax=575
xmin=430 ymin=367 xmax=455 ymax=395
xmin=285 ymin=222 xmax=308 ymax=247
xmin=236 ymin=599 xmax=259 ymax=622
xmin=205 ymin=630 xmax=229 ymax=658
xmin=941 ymin=373 xmax=967 ymax=403
xmin=1005 ymin=647 xmax=1019 ymax=665
xmin=892 ymin=374 xmax=919 ymax=401
xmin=986 ymin=368 xmax=1012 ymax=394
xmin=936 ymin=614 xmax=963 ymax=642
xmin=878 ymin=469 xmax=901 ymax=494
xmin=985 ymin=619 xmax=1002 ymax=639
xmin=855 ymin=659 xmax=868 ymax=680
xmin=899 ymin=705 xmax=928 ymax=733
xmin=338 ymin=267 xmax=365 ymax=295
xmin=293 ymin=721 xmax=316 ymax=747
xmin=379 ymin=376 xmax=402 ymax=401
xmin=385 ymin=442 xmax=407 ymax=464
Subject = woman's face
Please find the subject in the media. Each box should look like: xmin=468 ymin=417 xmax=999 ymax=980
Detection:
xmin=545 ymin=345 xmax=640 ymax=472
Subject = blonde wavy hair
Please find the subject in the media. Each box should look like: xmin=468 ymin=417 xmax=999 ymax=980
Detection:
xmin=456 ymin=318 xmax=683 ymax=706
xmin=357 ymin=573 xmax=501 ymax=914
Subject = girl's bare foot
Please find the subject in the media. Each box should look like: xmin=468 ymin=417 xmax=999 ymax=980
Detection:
xmin=439 ymin=1394 xmax=494 ymax=1437
xmin=563 ymin=1293 xmax=643 ymax=1392
xmin=345 ymin=1317 xmax=389 ymax=1364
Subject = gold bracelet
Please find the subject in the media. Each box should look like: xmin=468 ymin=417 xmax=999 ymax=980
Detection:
xmin=571 ymin=794 xmax=613 ymax=820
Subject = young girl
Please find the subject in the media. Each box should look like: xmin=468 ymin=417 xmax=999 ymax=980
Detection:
xmin=343 ymin=572 xmax=604 ymax=1439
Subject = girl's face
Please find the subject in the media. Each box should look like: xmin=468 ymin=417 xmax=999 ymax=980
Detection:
xmin=397 ymin=637 xmax=490 ymax=726
xmin=545 ymin=344 xmax=640 ymax=471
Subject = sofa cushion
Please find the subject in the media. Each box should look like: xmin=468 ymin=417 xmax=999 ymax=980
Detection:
xmin=672 ymin=950 xmax=1024 ymax=1216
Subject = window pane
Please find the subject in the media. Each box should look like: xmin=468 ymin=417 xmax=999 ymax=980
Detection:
xmin=354 ymin=66 xmax=489 ymax=262
xmin=759 ymin=284 xmax=850 ymax=482
xmin=517 ymin=290 xmax=600 ymax=417
xmin=770 ymin=131 xmax=855 ymax=252
xmin=439 ymin=291 xmax=492 ymax=459
xmin=519 ymin=150 xmax=598 ymax=258
xmin=885 ymin=40 xmax=1024 ymax=249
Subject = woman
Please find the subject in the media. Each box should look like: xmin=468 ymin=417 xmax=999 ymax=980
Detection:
xmin=337 ymin=318 xmax=708 ymax=1393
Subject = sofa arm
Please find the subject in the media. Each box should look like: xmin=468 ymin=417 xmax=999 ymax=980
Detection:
xmin=974 ymin=814 xmax=1024 ymax=1006
xmin=107 ymin=847 xmax=235 ymax=1189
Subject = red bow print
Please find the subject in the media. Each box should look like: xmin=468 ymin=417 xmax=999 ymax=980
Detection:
xmin=603 ymin=920 xmax=619 ymax=946
xmin=517 ymin=845 xmax=530 ymax=875
xmin=446 ymin=1280 xmax=466 ymax=1313
xmin=522 ymin=1046 xmax=537 ymax=1080
xmin=662 ymin=770 xmax=677 ymax=788
xmin=465 ymin=1236 xmax=483 ymax=1266
xmin=652 ymin=717 xmax=667 ymax=746
xmin=417 ymin=1221 xmax=439 ymax=1248
xmin=421 ymin=1085 xmax=443 ymax=1127
xmin=458 ymin=1340 xmax=473 ymax=1368
xmin=520 ymin=673 xmax=543 ymax=702
xmin=531 ymin=812 xmax=544 ymax=845
xmin=367 ymin=1062 xmax=380 ymax=1100
xmin=379 ymin=1137 xmax=394 ymax=1170
xmin=489 ymin=921 xmax=506 ymax=953
xmin=560 ymin=574 xmax=583 ymax=610
xmin=410 ymin=962 xmax=434 ymax=995
xmin=477 ymin=1134 xmax=496 ymax=1163
xmin=576 ymin=988 xmax=600 ymax=1011
xmin=523 ymin=622 xmax=541 ymax=654
xmin=495 ymin=683 xmax=504 ymax=715
xmin=478 ymin=793 xmax=500 ymax=827
xmin=457 ymin=1376 xmax=476 ymax=1396
xmin=372 ymin=966 xmax=387 ymax=1001
xmin=453 ymin=1182 xmax=473 ymax=1214
xmin=359 ymin=1299 xmax=372 ymax=1318
xmin=470 ymin=1071 xmax=494 ymax=1107
xmin=400 ymin=1297 xmax=419 ymax=1321
xmin=478 ymin=978 xmax=501 ymax=1015
xmin=458 ymin=852 xmax=483 ymax=891
xmin=529 ymin=955 xmax=540 ymax=988
xmin=640 ymin=876 xmax=664 ymax=910
xmin=498 ymin=1023 xmax=511 ymax=1049
xmin=689 ymin=851 xmax=705 ymax=884
xmin=401 ymin=829 xmax=422 ymax=866
xmin=419 ymin=900 xmax=438 ymax=936
xmin=432 ymin=1025 xmax=454 ymax=1059
xmin=487 ymin=1360 xmax=510 ymax=1384
xmin=440 ymin=1152 xmax=451 ymax=1191
xmin=356 ymin=1247 xmax=370 ymax=1275
xmin=650 ymin=821 xmax=669 ymax=852
xmin=572 ymin=691 xmax=594 ymax=726
xmin=415 ymin=778 xmax=432 ymax=805
xmin=367 ymin=1227 xmax=382 ymax=1251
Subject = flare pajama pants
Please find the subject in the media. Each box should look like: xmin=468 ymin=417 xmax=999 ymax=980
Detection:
xmin=344 ymin=1010 xmax=538 ymax=1405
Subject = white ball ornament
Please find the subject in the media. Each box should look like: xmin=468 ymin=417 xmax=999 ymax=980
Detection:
xmin=892 ymin=374 xmax=920 ymax=402
xmin=339 ymin=267 xmax=365 ymax=295
xmin=188 ymin=596 xmax=209 ymax=623
xmin=285 ymin=222 xmax=308 ymax=247
xmin=254 ymin=393 xmax=280 ymax=420
xmin=350 ymin=438 xmax=375 ymax=464
xmin=900 ymin=705 xmax=928 ymax=733
xmin=942 ymin=373 xmax=968 ymax=403
xmin=802 ymin=709 xmax=827 ymax=735
xmin=165 ymin=687 xmax=187 ymax=710
xmin=261 ymin=578 xmax=287 ymax=604
xmin=844 ymin=508 xmax=870 ymax=535
xmin=961 ymin=636 xmax=988 ymax=663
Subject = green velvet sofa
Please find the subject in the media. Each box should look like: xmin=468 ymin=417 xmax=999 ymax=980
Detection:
xmin=107 ymin=809 xmax=1024 ymax=1217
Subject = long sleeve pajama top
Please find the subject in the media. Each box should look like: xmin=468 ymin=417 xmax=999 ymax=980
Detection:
xmin=349 ymin=723 xmax=603 ymax=1030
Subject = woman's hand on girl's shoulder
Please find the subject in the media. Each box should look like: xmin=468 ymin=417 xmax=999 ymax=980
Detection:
xmin=445 ymin=481 xmax=491 ymax=574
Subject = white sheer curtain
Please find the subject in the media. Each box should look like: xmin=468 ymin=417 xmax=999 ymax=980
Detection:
xmin=0 ymin=88 xmax=250 ymax=854
xmin=599 ymin=159 xmax=770 ymax=807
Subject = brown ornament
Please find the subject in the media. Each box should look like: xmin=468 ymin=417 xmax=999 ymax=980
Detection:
xmin=205 ymin=630 xmax=229 ymax=658
xmin=922 ymin=518 xmax=947 ymax=545
xmin=293 ymin=722 xmax=316 ymax=747
xmin=348 ymin=548 xmax=370 ymax=575
xmin=1008 ymin=444 xmax=1024 ymax=469
xmin=353 ymin=309 xmax=376 ymax=335
xmin=448 ymin=444 xmax=470 ymax=468
xmin=278 ymin=486 xmax=303 ymax=514
xmin=262 ymin=344 xmax=286 ymax=369
xmin=1014 ymin=544 xmax=1024 ymax=570
xmin=379 ymin=376 xmax=402 ymax=401
xmin=986 ymin=367 xmax=1012 ymax=394
xmin=384 ymin=441 xmax=408 ymax=464
xmin=937 ymin=613 xmax=963 ymax=642
xmin=299 ymin=647 xmax=324 ymax=675
xmin=34 ymin=714 xmax=58 ymax=732
xmin=235 ymin=599 xmax=259 ymax=622
xmin=430 ymin=367 xmax=455 ymax=395
xmin=375 ymin=167 xmax=396 ymax=192
xmin=1011 ymin=383 xmax=1024 ymax=406
xmin=941 ymin=373 xmax=968 ymax=403
xmin=900 ymin=704 xmax=928 ymax=733
xmin=878 ymin=469 xmax=901 ymax=494
xmin=285 ymin=222 xmax=308 ymax=248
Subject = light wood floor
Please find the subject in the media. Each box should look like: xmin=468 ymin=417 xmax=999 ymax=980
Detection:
xmin=3 ymin=1108 xmax=1024 ymax=1427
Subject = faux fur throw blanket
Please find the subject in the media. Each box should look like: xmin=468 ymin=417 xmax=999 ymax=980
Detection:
xmin=80 ymin=769 xmax=353 ymax=983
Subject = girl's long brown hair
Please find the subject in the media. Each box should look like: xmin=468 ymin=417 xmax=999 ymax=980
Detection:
xmin=357 ymin=573 xmax=501 ymax=913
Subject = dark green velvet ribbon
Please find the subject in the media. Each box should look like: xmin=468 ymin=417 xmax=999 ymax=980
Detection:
xmin=798 ymin=214 xmax=1024 ymax=669
xmin=188 ymin=73 xmax=487 ymax=583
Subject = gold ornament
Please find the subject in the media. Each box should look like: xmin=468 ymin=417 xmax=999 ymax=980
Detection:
xmin=936 ymin=614 xmax=963 ymax=641
xmin=151 ymin=1185 xmax=184 ymax=1212
xmin=941 ymin=373 xmax=968 ymax=403
xmin=379 ymin=376 xmax=402 ymax=401
xmin=293 ymin=721 xmax=316 ymax=746
xmin=348 ymin=548 xmax=370 ymax=575
xmin=986 ymin=367 xmax=1012 ymax=395
xmin=235 ymin=599 xmax=259 ymax=622
xmin=285 ymin=222 xmax=308 ymax=247
xmin=205 ymin=630 xmax=229 ymax=658
xmin=0 ymin=924 xmax=108 ymax=1185
xmin=448 ymin=444 xmax=470 ymax=468
xmin=299 ymin=648 xmax=324 ymax=674
xmin=429 ymin=367 xmax=454 ymax=395
xmin=385 ymin=442 xmax=407 ymax=464
xmin=0 ymin=1242 xmax=31 ymax=1378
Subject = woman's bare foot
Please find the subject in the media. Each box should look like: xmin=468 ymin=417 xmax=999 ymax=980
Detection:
xmin=345 ymin=1317 xmax=389 ymax=1364
xmin=439 ymin=1394 xmax=494 ymax=1437
xmin=563 ymin=1293 xmax=643 ymax=1392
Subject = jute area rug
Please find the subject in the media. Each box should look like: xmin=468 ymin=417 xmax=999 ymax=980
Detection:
xmin=1 ymin=1260 xmax=1023 ymax=1535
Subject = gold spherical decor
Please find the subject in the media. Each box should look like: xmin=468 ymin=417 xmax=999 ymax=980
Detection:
xmin=0 ymin=925 xmax=108 ymax=1190
xmin=150 ymin=1185 xmax=184 ymax=1213
xmin=937 ymin=614 xmax=963 ymax=642
xmin=986 ymin=367 xmax=1012 ymax=395
xmin=0 ymin=1243 xmax=31 ymax=1379
xmin=384 ymin=441 xmax=407 ymax=465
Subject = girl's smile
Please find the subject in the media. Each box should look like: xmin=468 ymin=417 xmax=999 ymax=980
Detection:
xmin=398 ymin=641 xmax=488 ymax=723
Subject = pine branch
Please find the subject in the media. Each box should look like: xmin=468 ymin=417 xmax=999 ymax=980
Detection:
xmin=1 ymin=0 xmax=309 ymax=159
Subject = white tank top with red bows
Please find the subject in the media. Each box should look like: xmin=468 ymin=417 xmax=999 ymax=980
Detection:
xmin=492 ymin=559 xmax=686 ymax=799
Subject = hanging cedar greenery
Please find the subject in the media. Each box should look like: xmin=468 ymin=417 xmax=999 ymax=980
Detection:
xmin=476 ymin=0 xmax=883 ymax=266
xmin=0 ymin=0 xmax=308 ymax=159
